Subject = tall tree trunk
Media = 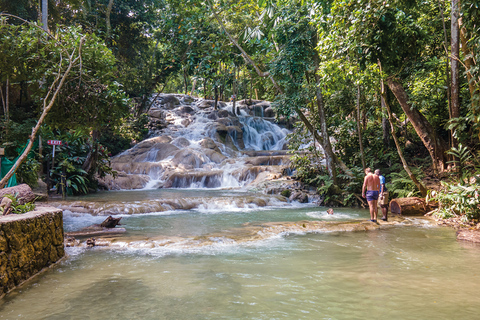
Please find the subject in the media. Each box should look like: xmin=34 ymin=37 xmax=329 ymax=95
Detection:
xmin=379 ymin=64 xmax=427 ymax=196
xmin=451 ymin=0 xmax=460 ymax=148
xmin=295 ymin=107 xmax=352 ymax=177
xmin=439 ymin=0 xmax=452 ymax=152
xmin=233 ymin=67 xmax=237 ymax=115
xmin=387 ymin=78 xmax=448 ymax=173
xmin=459 ymin=18 xmax=476 ymax=99
xmin=381 ymin=96 xmax=390 ymax=148
xmin=459 ymin=17 xmax=480 ymax=142
xmin=190 ymin=77 xmax=197 ymax=96
xmin=204 ymin=78 xmax=207 ymax=99
xmin=313 ymin=74 xmax=337 ymax=184
xmin=106 ymin=0 xmax=114 ymax=39
xmin=41 ymin=0 xmax=48 ymax=31
xmin=82 ymin=130 xmax=99 ymax=173
xmin=356 ymin=84 xmax=366 ymax=170
xmin=5 ymin=77 xmax=9 ymax=123
xmin=183 ymin=68 xmax=188 ymax=95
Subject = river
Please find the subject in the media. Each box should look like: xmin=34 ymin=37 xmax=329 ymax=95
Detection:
xmin=1 ymin=188 xmax=479 ymax=319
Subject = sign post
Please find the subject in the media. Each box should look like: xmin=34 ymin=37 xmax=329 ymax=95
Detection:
xmin=47 ymin=140 xmax=62 ymax=193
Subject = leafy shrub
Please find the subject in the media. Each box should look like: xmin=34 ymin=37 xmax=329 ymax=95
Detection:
xmin=0 ymin=193 xmax=36 ymax=214
xmin=17 ymin=157 xmax=40 ymax=187
xmin=428 ymin=179 xmax=480 ymax=221
xmin=389 ymin=168 xmax=424 ymax=198
xmin=446 ymin=144 xmax=474 ymax=181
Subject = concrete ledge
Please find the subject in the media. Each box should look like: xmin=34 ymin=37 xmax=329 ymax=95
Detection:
xmin=0 ymin=206 xmax=64 ymax=299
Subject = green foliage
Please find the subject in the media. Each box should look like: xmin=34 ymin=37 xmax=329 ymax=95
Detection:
xmin=17 ymin=157 xmax=40 ymax=187
xmin=447 ymin=144 xmax=474 ymax=181
xmin=280 ymin=189 xmax=291 ymax=197
xmin=42 ymin=128 xmax=115 ymax=195
xmin=1 ymin=193 xmax=36 ymax=214
xmin=389 ymin=168 xmax=424 ymax=198
xmin=429 ymin=179 xmax=480 ymax=221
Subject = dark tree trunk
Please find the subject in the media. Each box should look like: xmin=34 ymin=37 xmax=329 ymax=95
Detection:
xmin=387 ymin=78 xmax=448 ymax=172
xmin=381 ymin=94 xmax=390 ymax=148
xmin=451 ymin=0 xmax=460 ymax=149
xmin=356 ymin=84 xmax=366 ymax=170
xmin=82 ymin=130 xmax=100 ymax=173
xmin=379 ymin=69 xmax=427 ymax=197
xmin=183 ymin=68 xmax=188 ymax=95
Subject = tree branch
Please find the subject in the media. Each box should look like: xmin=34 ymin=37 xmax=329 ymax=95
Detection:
xmin=0 ymin=37 xmax=86 ymax=188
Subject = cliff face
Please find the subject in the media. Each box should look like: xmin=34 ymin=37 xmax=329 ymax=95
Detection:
xmin=0 ymin=206 xmax=64 ymax=298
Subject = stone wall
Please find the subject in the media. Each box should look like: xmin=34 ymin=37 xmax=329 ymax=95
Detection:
xmin=0 ymin=206 xmax=64 ymax=298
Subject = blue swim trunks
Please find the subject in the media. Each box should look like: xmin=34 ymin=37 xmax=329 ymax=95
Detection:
xmin=366 ymin=190 xmax=379 ymax=201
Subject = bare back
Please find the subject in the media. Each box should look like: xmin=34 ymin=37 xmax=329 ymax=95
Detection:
xmin=363 ymin=173 xmax=380 ymax=191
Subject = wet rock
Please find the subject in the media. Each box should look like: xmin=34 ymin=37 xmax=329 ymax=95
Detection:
xmin=456 ymin=229 xmax=480 ymax=243
xmin=207 ymin=112 xmax=218 ymax=120
xmin=171 ymin=148 xmax=210 ymax=169
xmin=147 ymin=108 xmax=164 ymax=119
xmin=203 ymin=149 xmax=227 ymax=164
xmin=99 ymin=172 xmax=150 ymax=190
xmin=200 ymin=138 xmax=221 ymax=153
xmin=217 ymin=109 xmax=230 ymax=118
xmin=158 ymin=94 xmax=180 ymax=109
xmin=164 ymin=171 xmax=223 ymax=188
xmin=181 ymin=95 xmax=194 ymax=104
xmin=264 ymin=106 xmax=275 ymax=117
xmin=176 ymin=105 xmax=195 ymax=115
xmin=198 ymin=100 xmax=214 ymax=109
xmin=289 ymin=191 xmax=308 ymax=203
xmin=181 ymin=119 xmax=191 ymax=127
xmin=171 ymin=137 xmax=191 ymax=148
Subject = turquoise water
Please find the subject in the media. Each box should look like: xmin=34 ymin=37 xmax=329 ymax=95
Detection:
xmin=1 ymin=190 xmax=479 ymax=319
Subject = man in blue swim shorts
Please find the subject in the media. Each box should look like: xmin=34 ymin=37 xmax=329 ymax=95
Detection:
xmin=362 ymin=168 xmax=381 ymax=222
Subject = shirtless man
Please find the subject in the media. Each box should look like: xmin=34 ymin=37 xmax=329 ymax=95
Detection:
xmin=362 ymin=168 xmax=381 ymax=222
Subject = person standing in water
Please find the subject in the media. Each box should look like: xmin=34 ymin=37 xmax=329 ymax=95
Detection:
xmin=362 ymin=168 xmax=380 ymax=222
xmin=375 ymin=169 xmax=389 ymax=221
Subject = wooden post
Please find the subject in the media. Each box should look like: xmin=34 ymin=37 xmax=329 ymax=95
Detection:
xmin=0 ymin=148 xmax=4 ymax=178
xmin=61 ymin=166 xmax=66 ymax=199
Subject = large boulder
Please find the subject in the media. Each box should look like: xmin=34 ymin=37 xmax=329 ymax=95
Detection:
xmin=99 ymin=172 xmax=150 ymax=190
xmin=171 ymin=137 xmax=191 ymax=148
xmin=175 ymin=106 xmax=195 ymax=115
xmin=197 ymin=100 xmax=226 ymax=109
xmin=171 ymin=149 xmax=210 ymax=169
xmin=0 ymin=184 xmax=35 ymax=205
xmin=203 ymin=149 xmax=227 ymax=164
xmin=180 ymin=95 xmax=195 ymax=104
xmin=147 ymin=108 xmax=164 ymax=119
xmin=158 ymin=94 xmax=180 ymax=109
xmin=264 ymin=106 xmax=275 ymax=118
xmin=200 ymin=138 xmax=221 ymax=153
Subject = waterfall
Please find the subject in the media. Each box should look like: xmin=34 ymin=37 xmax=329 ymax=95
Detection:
xmin=240 ymin=117 xmax=289 ymax=151
xmin=110 ymin=95 xmax=292 ymax=190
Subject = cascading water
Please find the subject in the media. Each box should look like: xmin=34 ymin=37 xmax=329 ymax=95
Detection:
xmin=110 ymin=95 xmax=292 ymax=190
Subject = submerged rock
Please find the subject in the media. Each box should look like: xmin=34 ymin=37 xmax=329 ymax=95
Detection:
xmin=64 ymin=215 xmax=419 ymax=249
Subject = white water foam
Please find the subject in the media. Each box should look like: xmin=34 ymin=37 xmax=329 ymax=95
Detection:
xmin=305 ymin=211 xmax=359 ymax=220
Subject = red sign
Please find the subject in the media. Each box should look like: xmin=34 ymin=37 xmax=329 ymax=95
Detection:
xmin=47 ymin=140 xmax=62 ymax=146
